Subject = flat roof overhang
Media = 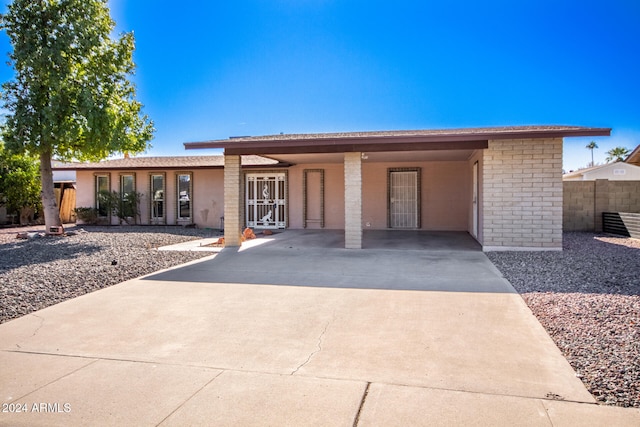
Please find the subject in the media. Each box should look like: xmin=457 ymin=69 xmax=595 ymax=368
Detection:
xmin=225 ymin=139 xmax=488 ymax=155
xmin=56 ymin=164 xmax=288 ymax=172
xmin=184 ymin=126 xmax=611 ymax=155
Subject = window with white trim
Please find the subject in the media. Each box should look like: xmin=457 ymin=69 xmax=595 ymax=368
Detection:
xmin=150 ymin=174 xmax=165 ymax=223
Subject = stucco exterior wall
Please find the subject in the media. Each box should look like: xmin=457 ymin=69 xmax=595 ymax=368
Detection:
xmin=482 ymin=138 xmax=563 ymax=250
xmin=75 ymin=170 xmax=95 ymax=212
xmin=287 ymin=160 xmax=470 ymax=231
xmin=75 ymin=168 xmax=224 ymax=227
xmin=287 ymin=163 xmax=345 ymax=229
xmin=564 ymin=163 xmax=640 ymax=181
xmin=360 ymin=161 xmax=469 ymax=230
xmin=193 ymin=169 xmax=225 ymax=228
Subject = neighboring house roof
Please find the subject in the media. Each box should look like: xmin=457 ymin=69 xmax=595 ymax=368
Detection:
xmin=51 ymin=160 xmax=81 ymax=168
xmin=625 ymin=144 xmax=640 ymax=166
xmin=563 ymin=162 xmax=640 ymax=181
xmin=52 ymin=155 xmax=283 ymax=170
xmin=184 ymin=125 xmax=611 ymax=155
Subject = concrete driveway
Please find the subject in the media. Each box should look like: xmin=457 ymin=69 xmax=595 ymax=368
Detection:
xmin=1 ymin=231 xmax=638 ymax=426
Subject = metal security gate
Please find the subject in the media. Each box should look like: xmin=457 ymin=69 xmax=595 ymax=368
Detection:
xmin=246 ymin=173 xmax=286 ymax=229
xmin=389 ymin=170 xmax=419 ymax=228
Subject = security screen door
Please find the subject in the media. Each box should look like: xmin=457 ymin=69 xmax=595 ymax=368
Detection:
xmin=246 ymin=173 xmax=286 ymax=229
xmin=389 ymin=170 xmax=418 ymax=228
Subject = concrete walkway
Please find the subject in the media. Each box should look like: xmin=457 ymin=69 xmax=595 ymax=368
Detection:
xmin=1 ymin=231 xmax=639 ymax=426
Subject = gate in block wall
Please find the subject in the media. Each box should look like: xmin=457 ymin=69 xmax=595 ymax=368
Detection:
xmin=246 ymin=173 xmax=286 ymax=229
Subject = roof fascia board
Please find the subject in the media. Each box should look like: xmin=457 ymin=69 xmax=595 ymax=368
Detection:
xmin=59 ymin=165 xmax=225 ymax=171
xmin=56 ymin=164 xmax=288 ymax=171
xmin=224 ymin=140 xmax=489 ymax=156
xmin=184 ymin=127 xmax=611 ymax=151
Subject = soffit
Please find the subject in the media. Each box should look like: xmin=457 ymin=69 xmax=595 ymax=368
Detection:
xmin=264 ymin=149 xmax=475 ymax=165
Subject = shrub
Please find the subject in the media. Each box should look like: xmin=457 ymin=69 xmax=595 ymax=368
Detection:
xmin=74 ymin=207 xmax=99 ymax=224
xmin=97 ymin=190 xmax=142 ymax=224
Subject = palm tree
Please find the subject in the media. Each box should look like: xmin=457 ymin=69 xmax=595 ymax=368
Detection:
xmin=605 ymin=146 xmax=630 ymax=163
xmin=586 ymin=141 xmax=598 ymax=167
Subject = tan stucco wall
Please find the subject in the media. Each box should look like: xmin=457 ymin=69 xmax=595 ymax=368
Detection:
xmin=360 ymin=161 xmax=470 ymax=230
xmin=194 ymin=169 xmax=225 ymax=228
xmin=75 ymin=168 xmax=224 ymax=227
xmin=287 ymin=163 xmax=345 ymax=229
xmin=75 ymin=170 xmax=95 ymax=213
xmin=287 ymin=160 xmax=470 ymax=231
xmin=482 ymin=138 xmax=563 ymax=250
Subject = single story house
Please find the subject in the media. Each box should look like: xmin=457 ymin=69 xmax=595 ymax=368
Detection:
xmin=563 ymin=162 xmax=640 ymax=181
xmin=56 ymin=126 xmax=612 ymax=250
xmin=181 ymin=125 xmax=611 ymax=251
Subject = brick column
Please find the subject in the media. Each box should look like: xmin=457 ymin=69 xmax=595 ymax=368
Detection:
xmin=344 ymin=152 xmax=362 ymax=249
xmin=224 ymin=155 xmax=242 ymax=247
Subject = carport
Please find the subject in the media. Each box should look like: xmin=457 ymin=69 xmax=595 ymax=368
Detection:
xmin=185 ymin=126 xmax=610 ymax=251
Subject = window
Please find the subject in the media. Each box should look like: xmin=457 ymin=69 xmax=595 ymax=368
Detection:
xmin=120 ymin=174 xmax=135 ymax=197
xmin=150 ymin=174 xmax=165 ymax=223
xmin=95 ymin=174 xmax=110 ymax=217
xmin=177 ymin=173 xmax=192 ymax=221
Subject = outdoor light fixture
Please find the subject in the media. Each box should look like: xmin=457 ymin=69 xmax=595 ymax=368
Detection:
xmin=361 ymin=152 xmax=368 ymax=160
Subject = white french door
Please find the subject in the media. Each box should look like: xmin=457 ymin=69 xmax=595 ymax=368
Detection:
xmin=389 ymin=171 xmax=418 ymax=228
xmin=246 ymin=173 xmax=286 ymax=229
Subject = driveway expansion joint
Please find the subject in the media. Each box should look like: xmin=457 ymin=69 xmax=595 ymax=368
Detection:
xmin=156 ymin=370 xmax=223 ymax=426
xmin=352 ymin=382 xmax=371 ymax=427
xmin=9 ymin=357 xmax=99 ymax=404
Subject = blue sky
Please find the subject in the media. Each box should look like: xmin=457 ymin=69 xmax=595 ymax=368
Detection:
xmin=1 ymin=0 xmax=639 ymax=171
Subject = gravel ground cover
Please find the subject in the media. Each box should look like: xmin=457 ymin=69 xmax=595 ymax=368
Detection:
xmin=0 ymin=225 xmax=217 ymax=324
xmin=487 ymin=232 xmax=640 ymax=408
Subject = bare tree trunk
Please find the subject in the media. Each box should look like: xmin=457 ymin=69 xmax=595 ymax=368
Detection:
xmin=39 ymin=150 xmax=63 ymax=234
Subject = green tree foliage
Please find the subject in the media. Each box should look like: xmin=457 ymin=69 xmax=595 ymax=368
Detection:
xmin=0 ymin=142 xmax=41 ymax=217
xmin=605 ymin=146 xmax=630 ymax=163
xmin=0 ymin=0 xmax=154 ymax=232
xmin=586 ymin=141 xmax=598 ymax=167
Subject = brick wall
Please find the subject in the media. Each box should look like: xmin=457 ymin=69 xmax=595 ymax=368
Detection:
xmin=563 ymin=181 xmax=595 ymax=231
xmin=344 ymin=152 xmax=362 ymax=249
xmin=224 ymin=155 xmax=242 ymax=246
xmin=482 ymin=138 xmax=563 ymax=250
xmin=564 ymin=180 xmax=640 ymax=231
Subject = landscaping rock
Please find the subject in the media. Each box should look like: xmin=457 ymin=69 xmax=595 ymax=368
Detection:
xmin=488 ymin=232 xmax=640 ymax=408
xmin=0 ymin=226 xmax=214 ymax=326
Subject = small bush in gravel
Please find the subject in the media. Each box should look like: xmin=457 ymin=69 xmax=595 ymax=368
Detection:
xmin=74 ymin=207 xmax=99 ymax=224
